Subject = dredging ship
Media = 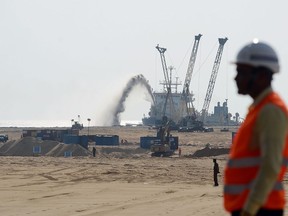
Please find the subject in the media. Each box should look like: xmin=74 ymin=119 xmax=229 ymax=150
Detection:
xmin=142 ymin=35 xmax=240 ymax=129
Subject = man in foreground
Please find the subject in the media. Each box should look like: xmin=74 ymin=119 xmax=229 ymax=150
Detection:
xmin=224 ymin=40 xmax=288 ymax=216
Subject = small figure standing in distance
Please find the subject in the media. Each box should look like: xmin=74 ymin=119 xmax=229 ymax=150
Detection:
xmin=92 ymin=146 xmax=96 ymax=157
xmin=213 ymin=159 xmax=220 ymax=186
xmin=224 ymin=40 xmax=288 ymax=216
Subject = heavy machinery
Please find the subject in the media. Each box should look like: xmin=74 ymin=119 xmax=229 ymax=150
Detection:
xmin=155 ymin=45 xmax=178 ymax=128
xmin=178 ymin=34 xmax=204 ymax=131
xmin=142 ymin=36 xmax=231 ymax=129
xmin=201 ymin=37 xmax=228 ymax=124
xmin=181 ymin=34 xmax=202 ymax=118
xmin=150 ymin=119 xmax=177 ymax=157
xmin=142 ymin=44 xmax=183 ymax=129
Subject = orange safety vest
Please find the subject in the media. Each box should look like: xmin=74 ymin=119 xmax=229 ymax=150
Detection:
xmin=224 ymin=92 xmax=288 ymax=212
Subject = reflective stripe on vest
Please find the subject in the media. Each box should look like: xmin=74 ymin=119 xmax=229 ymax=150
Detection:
xmin=224 ymin=181 xmax=283 ymax=195
xmin=227 ymin=157 xmax=288 ymax=168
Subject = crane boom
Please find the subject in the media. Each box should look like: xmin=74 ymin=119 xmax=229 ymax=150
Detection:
xmin=156 ymin=45 xmax=170 ymax=91
xmin=201 ymin=37 xmax=228 ymax=122
xmin=156 ymin=44 xmax=173 ymax=120
xmin=181 ymin=34 xmax=202 ymax=118
xmin=182 ymin=34 xmax=202 ymax=95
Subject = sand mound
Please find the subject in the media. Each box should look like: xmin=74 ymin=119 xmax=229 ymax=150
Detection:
xmin=97 ymin=146 xmax=150 ymax=159
xmin=0 ymin=137 xmax=91 ymax=157
xmin=46 ymin=143 xmax=91 ymax=157
xmin=191 ymin=146 xmax=230 ymax=157
xmin=0 ymin=137 xmax=150 ymax=158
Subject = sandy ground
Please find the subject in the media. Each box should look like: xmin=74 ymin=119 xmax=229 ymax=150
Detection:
xmin=1 ymin=126 xmax=288 ymax=216
xmin=0 ymin=156 xmax=227 ymax=216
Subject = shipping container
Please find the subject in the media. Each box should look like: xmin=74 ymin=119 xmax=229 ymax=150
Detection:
xmin=93 ymin=135 xmax=119 ymax=146
xmin=23 ymin=129 xmax=70 ymax=142
xmin=63 ymin=135 xmax=89 ymax=149
xmin=80 ymin=135 xmax=89 ymax=149
xmin=63 ymin=135 xmax=80 ymax=144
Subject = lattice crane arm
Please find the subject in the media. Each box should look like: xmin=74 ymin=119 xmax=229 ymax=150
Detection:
xmin=182 ymin=34 xmax=202 ymax=94
xmin=156 ymin=45 xmax=170 ymax=91
xmin=181 ymin=34 xmax=202 ymax=118
xmin=201 ymin=37 xmax=228 ymax=121
xmin=156 ymin=44 xmax=174 ymax=118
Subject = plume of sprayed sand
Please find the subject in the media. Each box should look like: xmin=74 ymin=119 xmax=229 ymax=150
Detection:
xmin=102 ymin=74 xmax=154 ymax=126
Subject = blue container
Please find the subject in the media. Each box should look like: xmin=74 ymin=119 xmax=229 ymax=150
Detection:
xmin=94 ymin=135 xmax=119 ymax=146
xmin=63 ymin=135 xmax=89 ymax=149
xmin=63 ymin=135 xmax=80 ymax=144
xmin=80 ymin=135 xmax=89 ymax=149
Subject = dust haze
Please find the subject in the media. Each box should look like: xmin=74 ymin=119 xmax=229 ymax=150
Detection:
xmin=100 ymin=74 xmax=155 ymax=126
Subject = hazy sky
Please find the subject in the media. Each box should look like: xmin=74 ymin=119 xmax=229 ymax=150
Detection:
xmin=1 ymin=0 xmax=288 ymax=126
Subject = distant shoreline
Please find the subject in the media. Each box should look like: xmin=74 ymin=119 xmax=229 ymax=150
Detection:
xmin=0 ymin=119 xmax=142 ymax=128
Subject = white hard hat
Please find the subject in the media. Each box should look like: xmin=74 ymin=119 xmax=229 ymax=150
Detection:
xmin=235 ymin=39 xmax=280 ymax=73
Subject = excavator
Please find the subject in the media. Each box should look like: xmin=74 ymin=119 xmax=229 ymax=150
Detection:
xmin=148 ymin=45 xmax=179 ymax=157
xmin=150 ymin=117 xmax=177 ymax=157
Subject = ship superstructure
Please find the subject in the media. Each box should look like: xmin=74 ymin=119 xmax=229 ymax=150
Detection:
xmin=142 ymin=74 xmax=192 ymax=127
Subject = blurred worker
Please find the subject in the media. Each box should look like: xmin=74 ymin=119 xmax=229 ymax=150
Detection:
xmin=224 ymin=40 xmax=288 ymax=216
xmin=213 ymin=159 xmax=220 ymax=186
xmin=92 ymin=146 xmax=96 ymax=157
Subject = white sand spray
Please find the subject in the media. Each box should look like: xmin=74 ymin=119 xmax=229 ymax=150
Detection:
xmin=104 ymin=74 xmax=154 ymax=126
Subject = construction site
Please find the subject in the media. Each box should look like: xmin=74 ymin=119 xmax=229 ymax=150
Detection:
xmin=142 ymin=34 xmax=240 ymax=131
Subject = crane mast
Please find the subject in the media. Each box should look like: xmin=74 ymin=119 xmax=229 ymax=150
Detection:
xmin=156 ymin=45 xmax=170 ymax=91
xmin=182 ymin=34 xmax=202 ymax=116
xmin=156 ymin=44 xmax=173 ymax=122
xmin=201 ymin=37 xmax=228 ymax=122
xmin=182 ymin=34 xmax=202 ymax=95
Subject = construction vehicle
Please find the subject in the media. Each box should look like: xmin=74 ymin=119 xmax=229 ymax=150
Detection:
xmin=178 ymin=34 xmax=205 ymax=131
xmin=200 ymin=37 xmax=228 ymax=124
xmin=150 ymin=119 xmax=177 ymax=157
xmin=154 ymin=45 xmax=178 ymax=129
